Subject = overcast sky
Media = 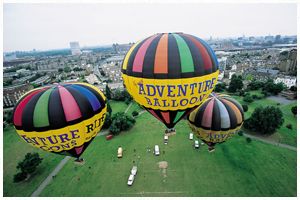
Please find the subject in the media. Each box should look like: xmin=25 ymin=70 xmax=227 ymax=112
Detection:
xmin=3 ymin=3 xmax=297 ymax=52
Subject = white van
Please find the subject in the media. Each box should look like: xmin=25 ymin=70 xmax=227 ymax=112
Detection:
xmin=164 ymin=135 xmax=168 ymax=144
xmin=194 ymin=140 xmax=199 ymax=148
xmin=189 ymin=133 xmax=193 ymax=140
xmin=154 ymin=145 xmax=160 ymax=156
xmin=117 ymin=147 xmax=123 ymax=158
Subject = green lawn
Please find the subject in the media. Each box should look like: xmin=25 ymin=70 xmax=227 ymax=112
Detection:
xmin=229 ymin=91 xmax=297 ymax=146
xmin=3 ymin=126 xmax=63 ymax=197
xmin=127 ymin=101 xmax=144 ymax=115
xmin=39 ymin=111 xmax=296 ymax=197
xmin=109 ymin=100 xmax=129 ymax=114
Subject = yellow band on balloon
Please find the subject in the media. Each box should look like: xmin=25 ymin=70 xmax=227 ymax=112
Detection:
xmin=15 ymin=107 xmax=107 ymax=153
xmin=122 ymin=70 xmax=219 ymax=111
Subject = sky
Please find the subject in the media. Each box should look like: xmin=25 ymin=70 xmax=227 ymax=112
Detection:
xmin=3 ymin=3 xmax=297 ymax=52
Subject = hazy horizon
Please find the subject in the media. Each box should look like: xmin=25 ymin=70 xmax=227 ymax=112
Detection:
xmin=4 ymin=3 xmax=297 ymax=52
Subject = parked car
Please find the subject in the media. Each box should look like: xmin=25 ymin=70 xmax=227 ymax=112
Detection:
xmin=194 ymin=140 xmax=199 ymax=148
xmin=131 ymin=166 xmax=137 ymax=176
xmin=189 ymin=133 xmax=193 ymax=140
xmin=117 ymin=147 xmax=123 ymax=158
xmin=127 ymin=174 xmax=135 ymax=186
xmin=154 ymin=145 xmax=160 ymax=156
xmin=164 ymin=135 xmax=168 ymax=144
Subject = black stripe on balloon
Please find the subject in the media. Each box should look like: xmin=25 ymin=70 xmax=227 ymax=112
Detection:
xmin=167 ymin=33 xmax=181 ymax=79
xmin=180 ymin=34 xmax=205 ymax=77
xmin=125 ymin=37 xmax=150 ymax=76
xmin=220 ymin=99 xmax=237 ymax=129
xmin=76 ymin=84 xmax=105 ymax=113
xmin=211 ymin=99 xmax=221 ymax=131
xmin=222 ymin=96 xmax=244 ymax=121
xmin=64 ymin=86 xmax=95 ymax=120
xmin=142 ymin=34 xmax=163 ymax=78
xmin=190 ymin=35 xmax=214 ymax=75
xmin=193 ymin=99 xmax=211 ymax=127
xmin=22 ymin=90 xmax=46 ymax=132
xmin=48 ymin=88 xmax=67 ymax=130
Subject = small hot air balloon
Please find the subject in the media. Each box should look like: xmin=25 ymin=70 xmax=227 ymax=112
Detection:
xmin=122 ymin=33 xmax=219 ymax=132
xmin=12 ymin=82 xmax=107 ymax=160
xmin=188 ymin=93 xmax=244 ymax=152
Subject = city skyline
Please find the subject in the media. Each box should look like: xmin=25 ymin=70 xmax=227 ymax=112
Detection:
xmin=4 ymin=3 xmax=297 ymax=52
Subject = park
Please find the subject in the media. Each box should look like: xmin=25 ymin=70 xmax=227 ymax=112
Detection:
xmin=3 ymin=89 xmax=297 ymax=197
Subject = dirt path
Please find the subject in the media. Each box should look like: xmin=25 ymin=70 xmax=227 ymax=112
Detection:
xmin=31 ymin=156 xmax=71 ymax=197
xmin=124 ymin=102 xmax=133 ymax=113
xmin=243 ymin=133 xmax=296 ymax=151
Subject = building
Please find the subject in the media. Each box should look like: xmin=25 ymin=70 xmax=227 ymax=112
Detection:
xmin=3 ymin=84 xmax=33 ymax=108
xmin=70 ymin=41 xmax=82 ymax=56
xmin=274 ymin=76 xmax=297 ymax=88
xmin=278 ymin=48 xmax=297 ymax=74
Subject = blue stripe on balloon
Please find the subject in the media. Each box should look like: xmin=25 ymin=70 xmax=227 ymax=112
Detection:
xmin=69 ymin=85 xmax=101 ymax=111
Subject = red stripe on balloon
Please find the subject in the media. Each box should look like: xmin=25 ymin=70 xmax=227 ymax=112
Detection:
xmin=75 ymin=146 xmax=84 ymax=155
xmin=132 ymin=34 xmax=158 ymax=72
xmin=58 ymin=86 xmax=82 ymax=122
xmin=201 ymin=98 xmax=215 ymax=127
xmin=161 ymin=111 xmax=170 ymax=124
xmin=148 ymin=109 xmax=163 ymax=123
xmin=13 ymin=88 xmax=47 ymax=126
xmin=185 ymin=35 xmax=212 ymax=70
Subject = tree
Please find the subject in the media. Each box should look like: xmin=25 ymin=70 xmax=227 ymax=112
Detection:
xmin=132 ymin=111 xmax=139 ymax=117
xmin=13 ymin=153 xmax=43 ymax=182
xmin=105 ymin=85 xmax=112 ymax=100
xmin=263 ymin=79 xmax=285 ymax=95
xmin=243 ymin=106 xmax=284 ymax=135
xmin=228 ymin=74 xmax=243 ymax=93
xmin=291 ymin=106 xmax=297 ymax=116
xmin=107 ymin=101 xmax=112 ymax=115
xmin=109 ymin=112 xmax=136 ymax=135
xmin=243 ymin=94 xmax=254 ymax=103
xmin=247 ymin=80 xmax=264 ymax=90
xmin=63 ymin=66 xmax=71 ymax=73
xmin=290 ymin=86 xmax=297 ymax=92
xmin=242 ymin=104 xmax=248 ymax=112
xmin=214 ymin=83 xmax=226 ymax=92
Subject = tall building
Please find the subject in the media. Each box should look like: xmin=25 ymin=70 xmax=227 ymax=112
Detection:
xmin=278 ymin=48 xmax=297 ymax=74
xmin=70 ymin=41 xmax=82 ymax=56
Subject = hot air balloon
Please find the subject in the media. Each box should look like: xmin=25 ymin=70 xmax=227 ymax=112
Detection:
xmin=121 ymin=33 xmax=219 ymax=132
xmin=188 ymin=93 xmax=244 ymax=152
xmin=12 ymin=82 xmax=107 ymax=160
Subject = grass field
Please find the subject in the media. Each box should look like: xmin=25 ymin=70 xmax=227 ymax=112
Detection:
xmin=228 ymin=90 xmax=297 ymax=147
xmin=109 ymin=100 xmax=129 ymax=114
xmin=4 ymin=98 xmax=297 ymax=197
xmin=39 ymin=111 xmax=296 ymax=197
xmin=3 ymin=126 xmax=63 ymax=197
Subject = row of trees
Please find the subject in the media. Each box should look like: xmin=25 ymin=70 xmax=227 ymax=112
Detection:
xmin=105 ymin=85 xmax=132 ymax=104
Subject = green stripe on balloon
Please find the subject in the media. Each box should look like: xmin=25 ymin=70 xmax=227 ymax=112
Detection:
xmin=173 ymin=110 xmax=186 ymax=124
xmin=173 ymin=33 xmax=194 ymax=73
xmin=33 ymin=88 xmax=53 ymax=127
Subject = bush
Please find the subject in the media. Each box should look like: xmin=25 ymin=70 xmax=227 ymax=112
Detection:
xmin=132 ymin=111 xmax=139 ymax=117
xmin=291 ymin=106 xmax=297 ymax=116
xmin=242 ymin=104 xmax=248 ymax=112
xmin=246 ymin=137 xmax=252 ymax=143
xmin=17 ymin=153 xmax=43 ymax=175
xmin=243 ymin=94 xmax=254 ymax=103
xmin=237 ymin=131 xmax=244 ymax=136
xmin=13 ymin=172 xmax=27 ymax=183
xmin=244 ymin=106 xmax=284 ymax=135
xmin=252 ymin=94 xmax=258 ymax=99
xmin=109 ymin=112 xmax=136 ymax=135
xmin=239 ymin=90 xmax=245 ymax=96
xmin=286 ymin=124 xmax=292 ymax=130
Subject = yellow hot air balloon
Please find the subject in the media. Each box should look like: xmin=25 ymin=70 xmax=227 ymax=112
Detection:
xmin=122 ymin=33 xmax=219 ymax=131
xmin=188 ymin=93 xmax=244 ymax=152
xmin=12 ymin=82 xmax=107 ymax=159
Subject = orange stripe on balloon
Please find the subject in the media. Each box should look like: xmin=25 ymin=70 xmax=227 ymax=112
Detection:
xmin=161 ymin=111 xmax=170 ymax=124
xmin=154 ymin=33 xmax=168 ymax=73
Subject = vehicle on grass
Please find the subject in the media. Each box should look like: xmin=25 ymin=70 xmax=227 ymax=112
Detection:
xmin=164 ymin=135 xmax=168 ymax=144
xmin=189 ymin=133 xmax=193 ymax=140
xmin=194 ymin=140 xmax=199 ymax=149
xmin=154 ymin=145 xmax=160 ymax=156
xmin=131 ymin=166 xmax=138 ymax=176
xmin=117 ymin=147 xmax=123 ymax=158
xmin=127 ymin=174 xmax=135 ymax=186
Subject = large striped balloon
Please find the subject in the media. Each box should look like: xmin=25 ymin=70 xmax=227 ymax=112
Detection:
xmin=122 ymin=33 xmax=219 ymax=129
xmin=188 ymin=93 xmax=244 ymax=146
xmin=12 ymin=83 xmax=107 ymax=158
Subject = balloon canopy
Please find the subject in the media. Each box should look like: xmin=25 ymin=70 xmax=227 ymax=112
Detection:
xmin=188 ymin=93 xmax=244 ymax=145
xmin=13 ymin=82 xmax=107 ymax=158
xmin=122 ymin=32 xmax=219 ymax=128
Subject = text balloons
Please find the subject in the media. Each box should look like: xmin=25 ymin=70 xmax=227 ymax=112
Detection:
xmin=122 ymin=33 xmax=219 ymax=128
xmin=13 ymin=82 xmax=107 ymax=158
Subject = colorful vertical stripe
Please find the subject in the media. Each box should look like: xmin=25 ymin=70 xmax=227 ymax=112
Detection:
xmin=122 ymin=32 xmax=218 ymax=78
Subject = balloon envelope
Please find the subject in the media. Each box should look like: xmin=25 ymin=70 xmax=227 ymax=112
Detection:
xmin=188 ymin=93 xmax=244 ymax=145
xmin=13 ymin=82 xmax=107 ymax=158
xmin=122 ymin=32 xmax=219 ymax=128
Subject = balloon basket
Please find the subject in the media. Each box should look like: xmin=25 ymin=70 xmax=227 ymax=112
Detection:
xmin=164 ymin=128 xmax=176 ymax=136
xmin=74 ymin=158 xmax=85 ymax=165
